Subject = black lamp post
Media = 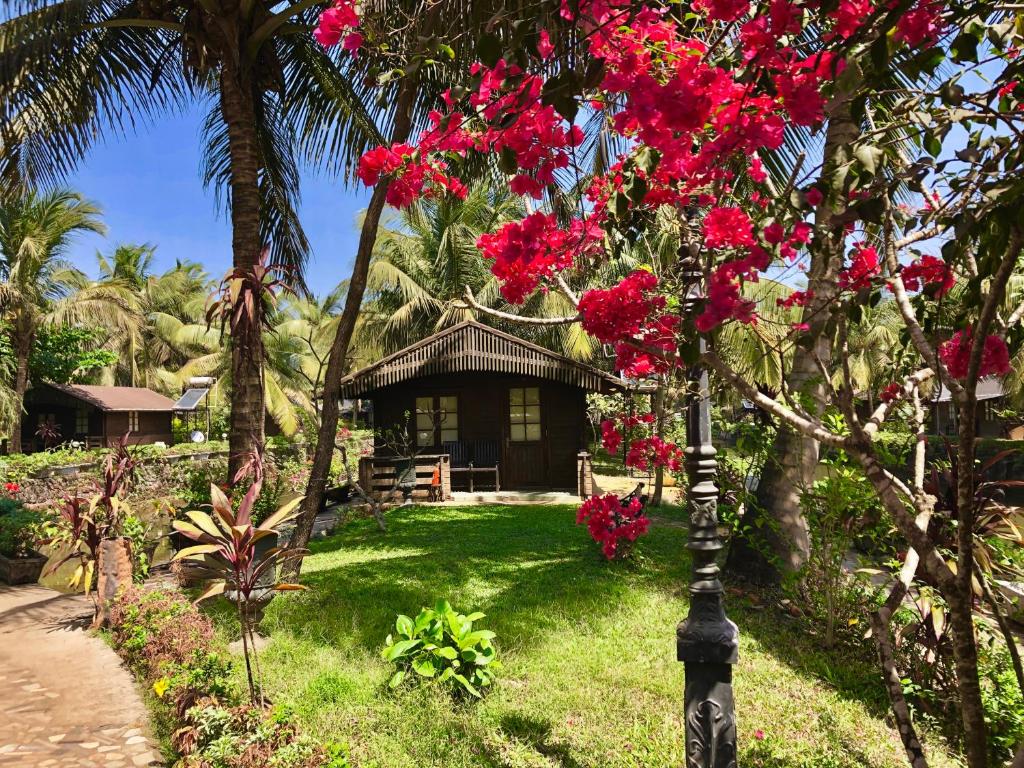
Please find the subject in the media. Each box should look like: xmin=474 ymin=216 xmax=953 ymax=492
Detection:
xmin=676 ymin=257 xmax=739 ymax=767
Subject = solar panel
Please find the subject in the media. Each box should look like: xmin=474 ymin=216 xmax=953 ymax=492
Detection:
xmin=172 ymin=388 xmax=209 ymax=411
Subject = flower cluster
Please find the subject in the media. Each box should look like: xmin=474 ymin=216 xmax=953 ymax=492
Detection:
xmin=576 ymin=493 xmax=650 ymax=559
xmin=313 ymin=0 xmax=361 ymax=51
xmin=475 ymin=213 xmax=600 ymax=303
xmin=579 ymin=271 xmax=664 ymax=344
xmin=2 ymin=482 xmax=18 ymax=496
xmin=357 ymin=144 xmax=467 ymax=209
xmin=838 ymin=243 xmax=880 ymax=291
xmin=938 ymin=330 xmax=1012 ymax=379
xmin=878 ymin=382 xmax=902 ymax=403
xmin=626 ymin=436 xmax=683 ymax=472
xmin=900 ymin=255 xmax=955 ymax=297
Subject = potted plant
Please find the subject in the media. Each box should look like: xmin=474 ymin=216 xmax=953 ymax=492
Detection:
xmin=0 ymin=501 xmax=48 ymax=585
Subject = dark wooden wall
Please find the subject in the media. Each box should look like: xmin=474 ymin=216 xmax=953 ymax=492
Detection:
xmin=367 ymin=372 xmax=588 ymax=490
xmin=103 ymin=411 xmax=173 ymax=446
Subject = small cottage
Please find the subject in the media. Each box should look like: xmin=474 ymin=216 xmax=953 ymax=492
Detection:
xmin=22 ymin=383 xmax=176 ymax=451
xmin=339 ymin=321 xmax=626 ymax=497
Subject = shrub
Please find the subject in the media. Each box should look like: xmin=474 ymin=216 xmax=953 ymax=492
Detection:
xmin=383 ymin=600 xmax=501 ymax=698
xmin=576 ymin=492 xmax=650 ymax=559
xmin=0 ymin=504 xmax=46 ymax=558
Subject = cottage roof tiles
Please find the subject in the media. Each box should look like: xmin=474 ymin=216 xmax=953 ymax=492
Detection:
xmin=43 ymin=383 xmax=177 ymax=412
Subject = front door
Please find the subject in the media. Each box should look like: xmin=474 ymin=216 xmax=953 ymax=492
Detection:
xmin=503 ymin=386 xmax=546 ymax=488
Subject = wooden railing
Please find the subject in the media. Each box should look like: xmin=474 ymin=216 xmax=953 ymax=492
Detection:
xmin=358 ymin=454 xmax=451 ymax=501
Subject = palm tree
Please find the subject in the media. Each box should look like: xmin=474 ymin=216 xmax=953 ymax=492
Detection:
xmin=0 ymin=0 xmax=390 ymax=478
xmin=95 ymin=245 xmax=211 ymax=387
xmin=151 ymin=310 xmax=313 ymax=438
xmin=274 ymin=284 xmax=350 ymax=416
xmin=0 ymin=189 xmax=138 ymax=452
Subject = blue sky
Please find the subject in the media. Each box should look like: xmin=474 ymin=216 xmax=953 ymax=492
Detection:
xmin=64 ymin=104 xmax=371 ymax=295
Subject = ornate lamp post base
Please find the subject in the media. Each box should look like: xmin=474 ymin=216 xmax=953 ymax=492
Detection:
xmin=675 ymin=342 xmax=739 ymax=767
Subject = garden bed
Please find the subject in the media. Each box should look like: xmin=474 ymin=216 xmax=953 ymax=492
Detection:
xmin=204 ymin=504 xmax=962 ymax=768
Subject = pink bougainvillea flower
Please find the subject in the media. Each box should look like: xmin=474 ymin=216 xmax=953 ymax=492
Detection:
xmin=704 ymin=206 xmax=755 ymax=250
xmin=939 ymin=331 xmax=1011 ymax=379
xmin=900 ymin=255 xmax=955 ymax=297
xmin=313 ymin=0 xmax=359 ymax=48
xmin=879 ymin=382 xmax=902 ymax=403
xmin=838 ymin=242 xmax=880 ymax=291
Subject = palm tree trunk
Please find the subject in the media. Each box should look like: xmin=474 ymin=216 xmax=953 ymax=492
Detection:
xmin=8 ymin=318 xmax=34 ymax=454
xmin=726 ymin=81 xmax=858 ymax=585
xmin=218 ymin=57 xmax=266 ymax=484
xmin=283 ymin=69 xmax=424 ymax=580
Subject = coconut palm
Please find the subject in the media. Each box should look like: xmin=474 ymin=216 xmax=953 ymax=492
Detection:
xmin=151 ymin=311 xmax=313 ymax=438
xmin=95 ymin=245 xmax=211 ymax=387
xmin=0 ymin=189 xmax=139 ymax=452
xmin=274 ymin=284 xmax=351 ymax=415
xmin=0 ymin=0 xmax=395 ymax=477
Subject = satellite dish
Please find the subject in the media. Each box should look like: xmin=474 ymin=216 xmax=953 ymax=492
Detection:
xmin=190 ymin=430 xmax=206 ymax=443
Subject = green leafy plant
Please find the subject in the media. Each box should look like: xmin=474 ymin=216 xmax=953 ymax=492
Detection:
xmin=0 ymin=504 xmax=46 ymax=558
xmin=382 ymin=600 xmax=501 ymax=698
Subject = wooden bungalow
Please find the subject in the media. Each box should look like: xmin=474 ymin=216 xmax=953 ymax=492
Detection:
xmin=21 ymin=382 xmax=176 ymax=451
xmin=339 ymin=321 xmax=627 ymax=498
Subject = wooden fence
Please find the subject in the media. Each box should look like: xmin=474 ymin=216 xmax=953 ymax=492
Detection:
xmin=358 ymin=454 xmax=451 ymax=501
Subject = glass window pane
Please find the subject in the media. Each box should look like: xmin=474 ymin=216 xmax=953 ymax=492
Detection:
xmin=440 ymin=428 xmax=458 ymax=443
xmin=417 ymin=430 xmax=433 ymax=446
xmin=439 ymin=395 xmax=457 ymax=412
xmin=416 ymin=397 xmax=432 ymax=412
xmin=510 ymin=388 xmax=524 ymax=405
xmin=525 ymin=423 xmax=542 ymax=441
xmin=524 ymin=405 xmax=541 ymax=423
xmin=511 ymin=424 xmax=526 ymax=441
xmin=525 ymin=387 xmax=540 ymax=405
xmin=510 ymin=407 xmax=524 ymax=423
xmin=416 ymin=413 xmax=433 ymax=430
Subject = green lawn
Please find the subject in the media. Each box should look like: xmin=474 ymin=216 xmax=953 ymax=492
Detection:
xmin=239 ymin=504 xmax=960 ymax=768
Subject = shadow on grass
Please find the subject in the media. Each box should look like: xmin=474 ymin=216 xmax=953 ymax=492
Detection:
xmin=258 ymin=504 xmax=888 ymax=729
xmin=263 ymin=504 xmax=689 ymax=656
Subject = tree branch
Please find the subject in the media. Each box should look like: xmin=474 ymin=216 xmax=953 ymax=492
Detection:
xmin=460 ymin=286 xmax=580 ymax=325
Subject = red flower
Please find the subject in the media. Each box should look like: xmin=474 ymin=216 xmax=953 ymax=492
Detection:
xmin=805 ymin=187 xmax=823 ymax=207
xmin=838 ymin=243 xmax=880 ymax=291
xmin=777 ymin=289 xmax=812 ymax=309
xmin=900 ymin=255 xmax=954 ymax=297
xmin=939 ymin=331 xmax=1011 ymax=379
xmin=894 ymin=0 xmax=945 ymax=47
xmin=704 ymin=207 xmax=755 ymax=250
xmin=313 ymin=0 xmax=359 ymax=48
xmin=693 ymin=0 xmax=750 ymax=22
xmin=577 ymin=494 xmax=651 ymax=559
xmin=879 ymin=382 xmax=902 ymax=403
xmin=3 ymin=482 xmax=19 ymax=495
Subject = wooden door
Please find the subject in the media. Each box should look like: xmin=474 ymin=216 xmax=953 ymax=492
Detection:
xmin=502 ymin=385 xmax=546 ymax=488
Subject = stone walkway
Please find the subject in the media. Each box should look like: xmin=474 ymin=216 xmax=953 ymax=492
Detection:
xmin=0 ymin=585 xmax=163 ymax=767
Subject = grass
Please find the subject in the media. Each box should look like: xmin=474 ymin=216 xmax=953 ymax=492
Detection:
xmin=214 ymin=504 xmax=962 ymax=768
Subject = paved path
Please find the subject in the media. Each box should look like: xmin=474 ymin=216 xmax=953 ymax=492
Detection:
xmin=0 ymin=585 xmax=163 ymax=768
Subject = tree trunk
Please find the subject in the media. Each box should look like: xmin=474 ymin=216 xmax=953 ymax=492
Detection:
xmin=945 ymin=586 xmax=989 ymax=768
xmin=283 ymin=74 xmax=421 ymax=580
xmin=726 ymin=81 xmax=858 ymax=585
xmin=218 ymin=57 xmax=267 ymax=484
xmin=8 ymin=318 xmax=34 ymax=454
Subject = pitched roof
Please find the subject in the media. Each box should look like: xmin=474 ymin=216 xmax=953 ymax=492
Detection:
xmin=43 ymin=383 xmax=177 ymax=412
xmin=931 ymin=378 xmax=1005 ymax=403
xmin=339 ymin=320 xmax=627 ymax=397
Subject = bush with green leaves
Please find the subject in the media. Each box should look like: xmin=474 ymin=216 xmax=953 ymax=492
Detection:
xmin=0 ymin=503 xmax=46 ymax=558
xmin=382 ymin=600 xmax=501 ymax=698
